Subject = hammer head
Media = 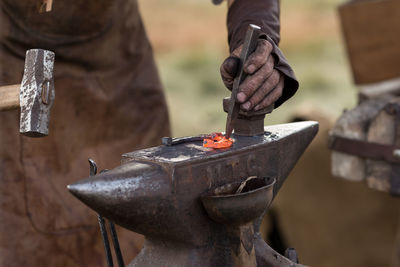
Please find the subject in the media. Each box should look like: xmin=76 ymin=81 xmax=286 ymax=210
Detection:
xmin=19 ymin=49 xmax=55 ymax=137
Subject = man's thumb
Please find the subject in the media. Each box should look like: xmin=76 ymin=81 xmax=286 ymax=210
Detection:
xmin=222 ymin=56 xmax=240 ymax=78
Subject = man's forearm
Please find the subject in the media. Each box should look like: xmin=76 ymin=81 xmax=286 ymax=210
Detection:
xmin=227 ymin=0 xmax=280 ymax=52
xmin=226 ymin=0 xmax=298 ymax=107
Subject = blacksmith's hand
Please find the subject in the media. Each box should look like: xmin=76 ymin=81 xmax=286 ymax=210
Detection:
xmin=220 ymin=38 xmax=284 ymax=111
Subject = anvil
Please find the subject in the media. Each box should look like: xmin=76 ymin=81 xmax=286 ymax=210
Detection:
xmin=68 ymin=121 xmax=318 ymax=267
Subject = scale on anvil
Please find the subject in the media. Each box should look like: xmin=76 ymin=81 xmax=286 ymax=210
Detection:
xmin=68 ymin=25 xmax=318 ymax=267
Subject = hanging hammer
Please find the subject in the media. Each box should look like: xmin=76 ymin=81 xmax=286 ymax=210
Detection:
xmin=0 ymin=49 xmax=55 ymax=137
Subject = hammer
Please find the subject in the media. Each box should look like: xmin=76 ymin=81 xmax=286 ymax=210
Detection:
xmin=0 ymin=49 xmax=55 ymax=137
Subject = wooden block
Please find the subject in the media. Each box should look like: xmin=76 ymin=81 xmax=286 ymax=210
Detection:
xmin=365 ymin=97 xmax=400 ymax=193
xmin=366 ymin=107 xmax=395 ymax=192
xmin=330 ymin=97 xmax=390 ymax=181
xmin=339 ymin=0 xmax=400 ymax=85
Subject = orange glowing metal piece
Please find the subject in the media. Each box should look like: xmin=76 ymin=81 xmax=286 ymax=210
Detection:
xmin=203 ymin=132 xmax=234 ymax=149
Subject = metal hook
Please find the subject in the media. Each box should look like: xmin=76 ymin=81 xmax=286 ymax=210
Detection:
xmin=88 ymin=159 xmax=114 ymax=267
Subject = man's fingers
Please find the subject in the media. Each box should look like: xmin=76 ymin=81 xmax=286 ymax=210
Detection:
xmin=244 ymin=39 xmax=273 ymax=74
xmin=240 ymin=69 xmax=280 ymax=111
xmin=220 ymin=56 xmax=240 ymax=90
xmin=254 ymin=73 xmax=284 ymax=111
xmin=237 ymin=55 xmax=275 ymax=103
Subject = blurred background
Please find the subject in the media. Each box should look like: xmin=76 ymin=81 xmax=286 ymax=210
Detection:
xmin=138 ymin=1 xmax=400 ymax=267
xmin=138 ymin=0 xmax=356 ymax=136
xmin=0 ymin=1 xmax=398 ymax=266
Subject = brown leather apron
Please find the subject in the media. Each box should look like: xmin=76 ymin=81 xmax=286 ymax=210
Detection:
xmin=0 ymin=0 xmax=170 ymax=266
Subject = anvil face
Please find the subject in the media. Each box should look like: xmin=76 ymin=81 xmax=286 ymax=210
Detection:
xmin=68 ymin=121 xmax=318 ymax=249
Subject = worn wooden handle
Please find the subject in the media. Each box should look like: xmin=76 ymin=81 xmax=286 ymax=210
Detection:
xmin=0 ymin=84 xmax=20 ymax=111
xmin=39 ymin=0 xmax=53 ymax=13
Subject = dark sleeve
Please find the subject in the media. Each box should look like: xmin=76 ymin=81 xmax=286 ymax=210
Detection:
xmin=227 ymin=0 xmax=299 ymax=107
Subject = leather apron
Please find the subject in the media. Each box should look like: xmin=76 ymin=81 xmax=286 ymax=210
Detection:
xmin=0 ymin=0 xmax=170 ymax=266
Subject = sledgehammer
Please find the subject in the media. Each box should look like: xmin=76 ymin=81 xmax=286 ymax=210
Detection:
xmin=0 ymin=49 xmax=55 ymax=137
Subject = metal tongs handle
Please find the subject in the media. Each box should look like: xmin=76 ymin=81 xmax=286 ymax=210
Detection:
xmin=89 ymin=159 xmax=125 ymax=267
xmin=162 ymin=135 xmax=211 ymax=146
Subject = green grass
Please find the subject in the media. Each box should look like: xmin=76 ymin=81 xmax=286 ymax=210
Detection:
xmin=144 ymin=0 xmax=358 ymax=137
xmin=157 ymin=49 xmax=229 ymax=136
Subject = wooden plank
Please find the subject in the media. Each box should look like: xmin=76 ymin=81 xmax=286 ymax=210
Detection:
xmin=339 ymin=0 xmax=400 ymax=84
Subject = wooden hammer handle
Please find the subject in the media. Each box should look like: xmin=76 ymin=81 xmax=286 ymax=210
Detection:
xmin=0 ymin=84 xmax=20 ymax=111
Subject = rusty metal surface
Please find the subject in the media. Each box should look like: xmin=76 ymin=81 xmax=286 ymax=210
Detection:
xmin=68 ymin=121 xmax=317 ymax=267
xmin=223 ymin=96 xmax=274 ymax=137
xmin=201 ymin=177 xmax=275 ymax=226
xmin=19 ymin=49 xmax=55 ymax=137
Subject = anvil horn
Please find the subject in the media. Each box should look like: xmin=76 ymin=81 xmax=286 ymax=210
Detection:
xmin=67 ymin=162 xmax=171 ymax=238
